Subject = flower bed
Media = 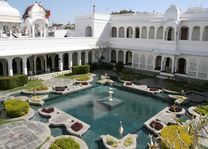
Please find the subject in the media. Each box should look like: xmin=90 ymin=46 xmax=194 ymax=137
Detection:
xmin=123 ymin=136 xmax=133 ymax=147
xmin=28 ymin=85 xmax=48 ymax=91
xmin=81 ymin=82 xmax=88 ymax=85
xmin=169 ymin=105 xmax=182 ymax=112
xmin=41 ymin=107 xmax=54 ymax=113
xmin=71 ymin=122 xmax=83 ymax=132
xmin=4 ymin=99 xmax=29 ymax=118
xmin=106 ymin=136 xmax=118 ymax=147
xmin=49 ymin=137 xmax=80 ymax=149
xmin=150 ymin=120 xmax=163 ymax=130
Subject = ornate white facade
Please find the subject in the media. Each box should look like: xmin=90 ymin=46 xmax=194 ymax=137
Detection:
xmin=0 ymin=1 xmax=208 ymax=80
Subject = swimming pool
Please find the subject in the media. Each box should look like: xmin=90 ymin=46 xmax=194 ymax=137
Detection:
xmin=32 ymin=85 xmax=169 ymax=149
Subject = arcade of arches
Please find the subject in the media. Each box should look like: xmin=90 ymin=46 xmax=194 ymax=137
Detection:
xmin=111 ymin=25 xmax=208 ymax=41
xmin=0 ymin=51 xmax=92 ymax=76
xmin=109 ymin=49 xmax=208 ymax=79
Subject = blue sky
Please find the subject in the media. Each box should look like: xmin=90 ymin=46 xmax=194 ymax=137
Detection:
xmin=9 ymin=0 xmax=208 ymax=23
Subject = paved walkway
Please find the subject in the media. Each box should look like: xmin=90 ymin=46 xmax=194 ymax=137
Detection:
xmin=0 ymin=120 xmax=50 ymax=149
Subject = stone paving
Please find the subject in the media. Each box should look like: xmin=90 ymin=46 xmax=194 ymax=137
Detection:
xmin=0 ymin=120 xmax=50 ymax=149
xmin=43 ymin=78 xmax=73 ymax=87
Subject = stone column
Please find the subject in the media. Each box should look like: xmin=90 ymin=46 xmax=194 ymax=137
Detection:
xmin=44 ymin=28 xmax=47 ymax=37
xmin=163 ymin=29 xmax=166 ymax=40
xmin=160 ymin=56 xmax=164 ymax=71
xmin=78 ymin=51 xmax=82 ymax=65
xmin=147 ymin=27 xmax=149 ymax=39
xmin=40 ymin=27 xmax=43 ymax=38
xmin=189 ymin=28 xmax=193 ymax=40
xmin=109 ymin=49 xmax=111 ymax=63
xmin=132 ymin=27 xmax=135 ymax=38
xmin=22 ymin=57 xmax=28 ymax=75
xmin=8 ymin=58 xmax=13 ymax=76
xmin=32 ymin=25 xmax=35 ymax=38
xmin=171 ymin=57 xmax=175 ymax=73
xmin=154 ymin=28 xmax=157 ymax=39
xmin=0 ymin=29 xmax=2 ymax=38
xmin=123 ymin=50 xmax=126 ymax=65
xmin=68 ymin=52 xmax=73 ymax=69
xmin=200 ymin=27 xmax=203 ymax=41
xmin=58 ymin=53 xmax=63 ymax=71
xmin=139 ymin=27 xmax=142 ymax=38
xmin=91 ymin=51 xmax=95 ymax=63
xmin=85 ymin=51 xmax=89 ymax=64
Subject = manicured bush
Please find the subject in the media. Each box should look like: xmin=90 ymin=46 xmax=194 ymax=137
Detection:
xmin=115 ymin=62 xmax=124 ymax=72
xmin=0 ymin=75 xmax=28 ymax=90
xmin=169 ymin=105 xmax=182 ymax=112
xmin=4 ymin=99 xmax=29 ymax=118
xmin=160 ymin=125 xmax=193 ymax=149
xmin=49 ymin=137 xmax=80 ymax=149
xmin=72 ymin=65 xmax=90 ymax=75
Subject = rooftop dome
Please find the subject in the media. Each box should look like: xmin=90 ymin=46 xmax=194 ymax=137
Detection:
xmin=0 ymin=0 xmax=20 ymax=23
xmin=164 ymin=5 xmax=180 ymax=21
xmin=22 ymin=2 xmax=50 ymax=20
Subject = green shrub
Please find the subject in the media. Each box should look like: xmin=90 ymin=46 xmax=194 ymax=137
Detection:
xmin=4 ymin=99 xmax=29 ymax=118
xmin=90 ymin=62 xmax=99 ymax=71
xmin=161 ymin=125 xmax=193 ymax=149
xmin=49 ymin=137 xmax=80 ymax=149
xmin=72 ymin=65 xmax=90 ymax=75
xmin=0 ymin=75 xmax=28 ymax=90
xmin=195 ymin=105 xmax=208 ymax=116
xmin=115 ymin=62 xmax=124 ymax=72
xmin=120 ymin=74 xmax=134 ymax=81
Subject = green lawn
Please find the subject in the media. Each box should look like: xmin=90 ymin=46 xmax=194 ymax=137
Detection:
xmin=166 ymin=80 xmax=208 ymax=92
xmin=0 ymin=119 xmax=8 ymax=125
xmin=58 ymin=74 xmax=91 ymax=81
xmin=8 ymin=80 xmax=43 ymax=92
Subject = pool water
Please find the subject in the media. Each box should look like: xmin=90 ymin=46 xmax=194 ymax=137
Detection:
xmin=32 ymin=85 xmax=169 ymax=149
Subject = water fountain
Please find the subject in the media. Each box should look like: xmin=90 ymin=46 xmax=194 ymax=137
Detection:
xmin=97 ymin=88 xmax=123 ymax=110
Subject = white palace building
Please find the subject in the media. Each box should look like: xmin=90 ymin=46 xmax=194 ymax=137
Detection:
xmin=0 ymin=0 xmax=208 ymax=80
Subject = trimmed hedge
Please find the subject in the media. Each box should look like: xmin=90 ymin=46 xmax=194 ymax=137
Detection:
xmin=49 ymin=137 xmax=80 ymax=149
xmin=0 ymin=75 xmax=28 ymax=90
xmin=72 ymin=65 xmax=90 ymax=75
xmin=4 ymin=99 xmax=29 ymax=118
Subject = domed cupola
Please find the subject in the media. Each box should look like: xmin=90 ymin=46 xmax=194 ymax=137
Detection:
xmin=0 ymin=0 xmax=20 ymax=23
xmin=22 ymin=1 xmax=50 ymax=38
xmin=22 ymin=1 xmax=50 ymax=21
xmin=164 ymin=5 xmax=180 ymax=21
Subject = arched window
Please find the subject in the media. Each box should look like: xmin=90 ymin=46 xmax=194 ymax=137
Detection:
xmin=166 ymin=27 xmax=175 ymax=41
xmin=192 ymin=26 xmax=200 ymax=41
xmin=85 ymin=26 xmax=92 ymax=37
xmin=155 ymin=56 xmax=162 ymax=70
xmin=141 ymin=27 xmax=147 ymax=38
xmin=126 ymin=27 xmax=133 ymax=38
xmin=118 ymin=27 xmax=125 ymax=38
xmin=177 ymin=58 xmax=186 ymax=74
xmin=157 ymin=27 xmax=163 ymax=39
xmin=180 ymin=26 xmax=189 ymax=40
xmin=135 ymin=27 xmax=140 ymax=38
xmin=149 ymin=26 xmax=155 ymax=39
xmin=111 ymin=27 xmax=117 ymax=37
xmin=202 ymin=26 xmax=208 ymax=41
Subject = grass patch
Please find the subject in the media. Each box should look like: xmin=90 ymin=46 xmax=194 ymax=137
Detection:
xmin=8 ymin=80 xmax=43 ymax=92
xmin=58 ymin=73 xmax=91 ymax=81
xmin=0 ymin=119 xmax=8 ymax=125
xmin=166 ymin=80 xmax=208 ymax=92
xmin=161 ymin=125 xmax=193 ymax=149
